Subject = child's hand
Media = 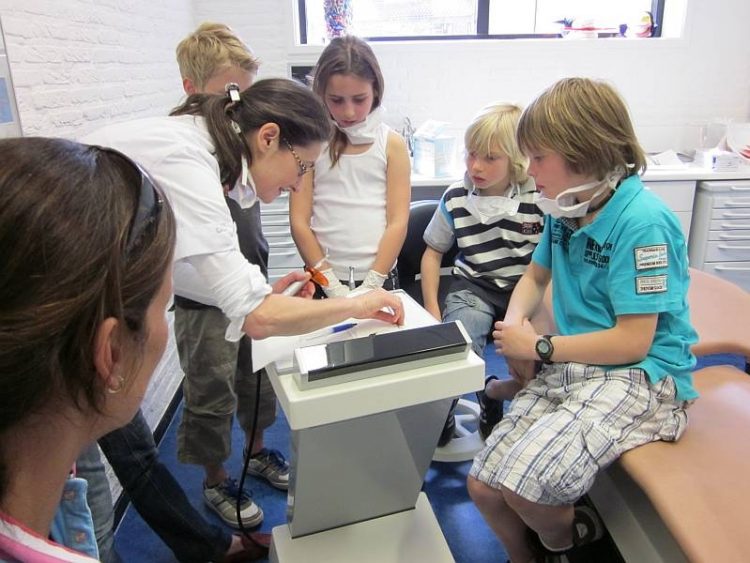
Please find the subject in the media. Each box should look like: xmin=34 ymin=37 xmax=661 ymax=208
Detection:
xmin=493 ymin=319 xmax=538 ymax=361
xmin=507 ymin=357 xmax=538 ymax=385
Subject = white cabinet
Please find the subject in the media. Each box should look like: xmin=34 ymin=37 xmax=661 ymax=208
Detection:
xmin=260 ymin=193 xmax=303 ymax=283
xmin=642 ymin=180 xmax=696 ymax=241
xmin=689 ymin=180 xmax=750 ymax=292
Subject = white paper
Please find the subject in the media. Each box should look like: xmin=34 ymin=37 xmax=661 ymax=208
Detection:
xmin=648 ymin=149 xmax=686 ymax=169
xmin=251 ymin=289 xmax=437 ymax=373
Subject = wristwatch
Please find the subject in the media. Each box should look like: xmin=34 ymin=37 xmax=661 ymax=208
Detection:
xmin=535 ymin=334 xmax=555 ymax=363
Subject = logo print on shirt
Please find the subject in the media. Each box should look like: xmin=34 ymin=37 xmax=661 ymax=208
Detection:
xmin=583 ymin=238 xmax=612 ymax=269
xmin=521 ymin=222 xmax=542 ymax=235
xmin=636 ymin=274 xmax=668 ymax=294
xmin=634 ymin=245 xmax=668 ymax=270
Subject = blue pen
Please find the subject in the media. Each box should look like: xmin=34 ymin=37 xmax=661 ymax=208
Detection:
xmin=302 ymin=322 xmax=357 ymax=342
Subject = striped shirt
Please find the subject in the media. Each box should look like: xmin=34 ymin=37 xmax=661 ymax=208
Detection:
xmin=424 ymin=176 xmax=544 ymax=297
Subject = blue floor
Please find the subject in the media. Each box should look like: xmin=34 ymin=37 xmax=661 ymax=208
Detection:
xmin=114 ymin=348 xmax=746 ymax=562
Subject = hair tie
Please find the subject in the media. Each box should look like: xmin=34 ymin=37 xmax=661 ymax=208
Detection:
xmin=225 ymin=82 xmax=241 ymax=103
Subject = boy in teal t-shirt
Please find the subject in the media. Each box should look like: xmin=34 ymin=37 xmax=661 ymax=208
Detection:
xmin=468 ymin=77 xmax=697 ymax=563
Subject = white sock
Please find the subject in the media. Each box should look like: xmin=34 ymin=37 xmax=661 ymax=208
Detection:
xmin=538 ymin=534 xmax=573 ymax=553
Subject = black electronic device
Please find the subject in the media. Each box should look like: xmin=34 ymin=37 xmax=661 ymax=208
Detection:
xmin=293 ymin=321 xmax=471 ymax=389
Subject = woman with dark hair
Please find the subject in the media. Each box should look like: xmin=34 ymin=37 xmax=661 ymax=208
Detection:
xmin=83 ymin=77 xmax=404 ymax=531
xmin=0 ymin=137 xmax=176 ymax=561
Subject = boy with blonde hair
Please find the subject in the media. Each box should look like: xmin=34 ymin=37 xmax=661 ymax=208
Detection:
xmin=176 ymin=22 xmax=259 ymax=94
xmin=469 ymin=78 xmax=697 ymax=563
xmin=173 ymin=21 xmax=291 ymax=532
xmin=421 ymin=102 xmax=544 ymax=445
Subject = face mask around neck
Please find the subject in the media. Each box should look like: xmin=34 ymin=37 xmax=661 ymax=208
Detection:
xmin=336 ymin=106 xmax=383 ymax=145
xmin=465 ymin=184 xmax=520 ymax=224
xmin=535 ymin=168 xmax=624 ymax=219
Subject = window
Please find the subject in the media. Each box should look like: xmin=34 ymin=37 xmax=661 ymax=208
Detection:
xmin=298 ymin=0 xmax=666 ymax=45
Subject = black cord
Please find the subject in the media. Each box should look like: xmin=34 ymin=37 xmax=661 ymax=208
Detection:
xmin=236 ymin=369 xmax=262 ymax=537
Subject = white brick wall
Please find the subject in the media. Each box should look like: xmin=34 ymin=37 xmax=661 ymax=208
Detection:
xmin=1 ymin=0 xmax=194 ymax=138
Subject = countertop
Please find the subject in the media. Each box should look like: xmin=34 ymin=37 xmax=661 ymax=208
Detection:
xmin=411 ymin=163 xmax=750 ymax=188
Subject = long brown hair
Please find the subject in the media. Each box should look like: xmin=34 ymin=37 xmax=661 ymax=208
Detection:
xmin=312 ymin=35 xmax=384 ymax=166
xmin=171 ymin=78 xmax=332 ymax=187
xmin=0 ymin=137 xmax=175 ymax=499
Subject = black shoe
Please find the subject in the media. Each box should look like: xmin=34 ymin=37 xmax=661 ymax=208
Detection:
xmin=437 ymin=412 xmax=456 ymax=447
xmin=572 ymin=505 xmax=604 ymax=547
xmin=477 ymin=375 xmax=503 ymax=440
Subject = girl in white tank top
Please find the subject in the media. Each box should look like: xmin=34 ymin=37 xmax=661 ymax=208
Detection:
xmin=290 ymin=35 xmax=411 ymax=297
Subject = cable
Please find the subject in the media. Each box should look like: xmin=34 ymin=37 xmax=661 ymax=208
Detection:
xmin=235 ymin=368 xmax=262 ymax=537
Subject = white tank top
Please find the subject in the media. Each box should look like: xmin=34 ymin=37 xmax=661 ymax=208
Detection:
xmin=311 ymin=123 xmax=391 ymax=281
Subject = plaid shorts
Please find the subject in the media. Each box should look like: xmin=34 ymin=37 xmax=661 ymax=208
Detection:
xmin=470 ymin=362 xmax=690 ymax=505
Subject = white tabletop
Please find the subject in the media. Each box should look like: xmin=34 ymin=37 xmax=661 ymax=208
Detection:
xmin=266 ymin=291 xmax=485 ymax=430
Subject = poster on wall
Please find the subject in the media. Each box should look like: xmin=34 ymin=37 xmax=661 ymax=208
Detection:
xmin=0 ymin=77 xmax=14 ymax=124
xmin=0 ymin=18 xmax=22 ymax=138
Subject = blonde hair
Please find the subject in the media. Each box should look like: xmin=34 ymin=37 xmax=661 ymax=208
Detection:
xmin=465 ymin=102 xmax=528 ymax=185
xmin=176 ymin=22 xmax=259 ymax=89
xmin=517 ymin=77 xmax=647 ymax=180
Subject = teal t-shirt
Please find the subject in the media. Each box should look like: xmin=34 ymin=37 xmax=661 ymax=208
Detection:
xmin=532 ymin=174 xmax=698 ymax=400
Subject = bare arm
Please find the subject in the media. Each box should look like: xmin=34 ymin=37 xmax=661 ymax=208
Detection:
xmin=289 ymin=172 xmax=327 ymax=268
xmin=502 ymin=261 xmax=551 ymax=325
xmin=420 ymin=245 xmax=444 ymax=320
xmin=369 ymin=132 xmax=411 ymax=275
xmin=242 ymin=287 xmax=404 ymax=340
xmin=495 ymin=313 xmax=658 ymax=366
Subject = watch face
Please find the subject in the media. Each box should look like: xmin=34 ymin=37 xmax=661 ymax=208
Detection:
xmin=536 ymin=337 xmax=552 ymax=358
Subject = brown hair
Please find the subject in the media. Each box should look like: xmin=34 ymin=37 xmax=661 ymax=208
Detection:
xmin=176 ymin=21 xmax=259 ymax=88
xmin=170 ymin=77 xmax=332 ymax=187
xmin=517 ymin=77 xmax=647 ymax=179
xmin=312 ymin=35 xmax=384 ymax=166
xmin=0 ymin=137 xmax=175 ymax=498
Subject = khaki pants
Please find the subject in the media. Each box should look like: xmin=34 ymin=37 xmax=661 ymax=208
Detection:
xmin=175 ymin=304 xmax=277 ymax=466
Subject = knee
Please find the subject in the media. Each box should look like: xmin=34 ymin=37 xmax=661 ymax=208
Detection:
xmin=502 ymin=485 xmax=537 ymax=516
xmin=467 ymin=476 xmax=501 ymax=508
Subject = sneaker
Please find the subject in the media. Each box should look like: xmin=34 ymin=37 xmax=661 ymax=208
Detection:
xmin=572 ymin=505 xmax=604 ymax=546
xmin=203 ymin=478 xmax=263 ymax=528
xmin=437 ymin=413 xmax=456 ymax=448
xmin=246 ymin=448 xmax=290 ymax=490
xmin=477 ymin=375 xmax=503 ymax=440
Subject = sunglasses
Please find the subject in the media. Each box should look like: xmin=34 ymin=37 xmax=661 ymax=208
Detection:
xmin=93 ymin=146 xmax=164 ymax=255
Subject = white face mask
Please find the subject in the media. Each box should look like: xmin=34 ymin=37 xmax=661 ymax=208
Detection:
xmin=336 ymin=106 xmax=383 ymax=145
xmin=226 ymin=154 xmax=258 ymax=208
xmin=465 ymin=185 xmax=520 ymax=224
xmin=535 ymin=168 xmax=624 ymax=219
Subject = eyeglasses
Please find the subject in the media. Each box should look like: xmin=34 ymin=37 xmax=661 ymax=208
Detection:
xmin=282 ymin=137 xmax=314 ymax=177
xmin=94 ymin=146 xmax=164 ymax=255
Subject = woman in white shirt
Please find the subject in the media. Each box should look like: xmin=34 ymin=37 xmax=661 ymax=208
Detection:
xmin=86 ymin=78 xmax=402 ymax=337
xmin=83 ymin=78 xmax=404 ymax=528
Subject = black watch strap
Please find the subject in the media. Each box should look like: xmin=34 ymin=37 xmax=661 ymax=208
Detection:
xmin=535 ymin=334 xmax=555 ymax=363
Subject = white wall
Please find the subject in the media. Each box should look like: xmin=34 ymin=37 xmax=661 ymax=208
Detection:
xmin=200 ymin=0 xmax=750 ymax=154
xmin=2 ymin=0 xmax=750 ymax=149
xmin=0 ymin=0 xmax=193 ymax=138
